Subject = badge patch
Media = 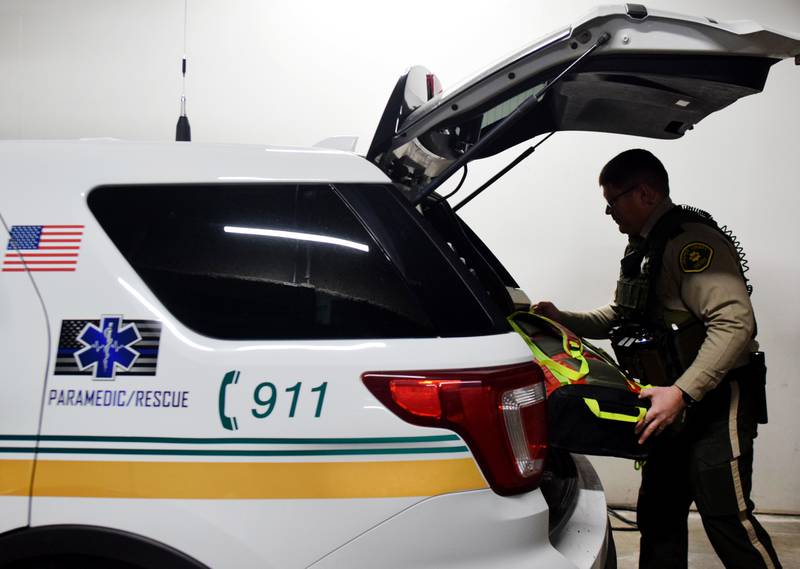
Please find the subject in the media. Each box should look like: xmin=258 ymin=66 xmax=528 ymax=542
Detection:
xmin=679 ymin=242 xmax=714 ymax=273
xmin=55 ymin=317 xmax=162 ymax=379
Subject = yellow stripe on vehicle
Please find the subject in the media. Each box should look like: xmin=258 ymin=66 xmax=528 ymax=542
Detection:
xmin=31 ymin=458 xmax=488 ymax=499
xmin=0 ymin=460 xmax=34 ymax=496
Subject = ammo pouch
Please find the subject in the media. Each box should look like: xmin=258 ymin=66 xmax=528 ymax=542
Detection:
xmin=609 ymin=319 xmax=706 ymax=386
xmin=509 ymin=311 xmax=652 ymax=460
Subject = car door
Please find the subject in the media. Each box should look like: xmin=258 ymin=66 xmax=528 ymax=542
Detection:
xmin=0 ymin=211 xmax=51 ymax=533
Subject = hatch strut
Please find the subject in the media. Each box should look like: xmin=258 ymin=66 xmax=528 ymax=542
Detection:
xmin=412 ymin=31 xmax=611 ymax=206
xmin=453 ymin=131 xmax=555 ymax=212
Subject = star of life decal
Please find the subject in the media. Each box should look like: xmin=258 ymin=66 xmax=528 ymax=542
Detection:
xmin=55 ymin=317 xmax=162 ymax=379
xmin=75 ymin=316 xmax=141 ymax=379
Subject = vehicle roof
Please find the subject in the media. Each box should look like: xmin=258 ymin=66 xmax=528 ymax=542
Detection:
xmin=0 ymin=139 xmax=390 ymax=192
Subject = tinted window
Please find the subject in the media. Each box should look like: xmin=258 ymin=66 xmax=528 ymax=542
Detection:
xmin=89 ymin=184 xmax=440 ymax=340
xmin=336 ymin=184 xmax=507 ymax=336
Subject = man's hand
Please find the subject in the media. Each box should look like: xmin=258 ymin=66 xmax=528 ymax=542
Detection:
xmin=635 ymin=386 xmax=687 ymax=444
xmin=531 ymin=301 xmax=563 ymax=321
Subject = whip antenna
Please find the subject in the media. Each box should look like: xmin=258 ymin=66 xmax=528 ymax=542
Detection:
xmin=175 ymin=0 xmax=191 ymax=141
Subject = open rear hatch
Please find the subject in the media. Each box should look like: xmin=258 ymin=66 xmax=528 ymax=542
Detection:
xmin=367 ymin=4 xmax=800 ymax=201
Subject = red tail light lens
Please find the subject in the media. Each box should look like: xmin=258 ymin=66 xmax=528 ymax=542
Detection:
xmin=362 ymin=362 xmax=547 ymax=496
xmin=390 ymin=380 xmax=444 ymax=418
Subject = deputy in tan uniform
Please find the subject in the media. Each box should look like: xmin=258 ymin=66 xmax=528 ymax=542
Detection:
xmin=535 ymin=149 xmax=781 ymax=569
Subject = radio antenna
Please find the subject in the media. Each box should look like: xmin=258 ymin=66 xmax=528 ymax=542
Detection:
xmin=175 ymin=0 xmax=191 ymax=141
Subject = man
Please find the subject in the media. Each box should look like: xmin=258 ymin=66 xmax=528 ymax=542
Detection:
xmin=534 ymin=149 xmax=781 ymax=569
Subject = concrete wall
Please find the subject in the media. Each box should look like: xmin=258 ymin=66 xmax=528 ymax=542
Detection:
xmin=1 ymin=0 xmax=798 ymax=513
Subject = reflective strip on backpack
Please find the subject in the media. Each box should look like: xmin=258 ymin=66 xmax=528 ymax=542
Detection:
xmin=582 ymin=397 xmax=647 ymax=423
xmin=508 ymin=312 xmax=589 ymax=384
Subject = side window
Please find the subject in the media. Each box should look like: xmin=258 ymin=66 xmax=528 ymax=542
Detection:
xmin=88 ymin=184 xmax=437 ymax=340
xmin=416 ymin=198 xmax=516 ymax=314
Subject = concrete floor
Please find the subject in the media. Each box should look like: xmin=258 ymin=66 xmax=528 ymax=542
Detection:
xmin=611 ymin=511 xmax=800 ymax=568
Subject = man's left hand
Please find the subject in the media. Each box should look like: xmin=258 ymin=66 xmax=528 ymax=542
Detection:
xmin=635 ymin=386 xmax=687 ymax=444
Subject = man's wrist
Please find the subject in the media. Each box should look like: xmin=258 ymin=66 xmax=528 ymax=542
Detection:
xmin=676 ymin=386 xmax=695 ymax=408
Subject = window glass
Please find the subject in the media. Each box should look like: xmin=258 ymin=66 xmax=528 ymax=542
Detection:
xmin=335 ymin=184 xmax=506 ymax=336
xmin=89 ymin=184 xmax=438 ymax=339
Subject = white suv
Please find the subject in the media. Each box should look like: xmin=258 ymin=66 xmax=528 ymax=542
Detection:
xmin=0 ymin=5 xmax=797 ymax=569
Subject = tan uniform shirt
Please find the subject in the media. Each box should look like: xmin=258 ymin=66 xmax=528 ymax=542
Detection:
xmin=559 ymin=198 xmax=756 ymax=401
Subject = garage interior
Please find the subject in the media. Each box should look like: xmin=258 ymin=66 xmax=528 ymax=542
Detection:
xmin=1 ymin=1 xmax=798 ymax=568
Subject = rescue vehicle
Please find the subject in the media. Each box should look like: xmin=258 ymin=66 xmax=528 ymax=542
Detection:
xmin=0 ymin=5 xmax=797 ymax=568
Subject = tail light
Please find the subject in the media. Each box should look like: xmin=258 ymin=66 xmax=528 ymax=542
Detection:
xmin=362 ymin=362 xmax=547 ymax=496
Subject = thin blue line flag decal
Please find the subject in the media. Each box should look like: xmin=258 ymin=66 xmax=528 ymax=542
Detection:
xmin=55 ymin=316 xmax=161 ymax=379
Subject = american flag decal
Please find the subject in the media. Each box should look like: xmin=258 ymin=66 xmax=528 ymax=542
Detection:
xmin=3 ymin=224 xmax=84 ymax=272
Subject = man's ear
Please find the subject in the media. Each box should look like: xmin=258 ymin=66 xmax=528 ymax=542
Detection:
xmin=640 ymin=183 xmax=662 ymax=206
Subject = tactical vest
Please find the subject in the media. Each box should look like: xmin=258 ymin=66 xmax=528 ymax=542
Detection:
xmin=614 ymin=204 xmax=750 ymax=323
xmin=610 ymin=205 xmax=752 ymax=385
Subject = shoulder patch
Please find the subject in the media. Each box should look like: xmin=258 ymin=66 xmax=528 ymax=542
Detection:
xmin=679 ymin=242 xmax=714 ymax=273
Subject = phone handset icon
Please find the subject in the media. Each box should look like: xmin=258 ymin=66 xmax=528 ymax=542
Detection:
xmin=219 ymin=370 xmax=240 ymax=431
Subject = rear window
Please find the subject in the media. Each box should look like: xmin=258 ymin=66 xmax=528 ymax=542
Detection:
xmin=89 ymin=183 xmax=504 ymax=340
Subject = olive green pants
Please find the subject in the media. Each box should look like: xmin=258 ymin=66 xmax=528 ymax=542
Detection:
xmin=636 ymin=378 xmax=781 ymax=569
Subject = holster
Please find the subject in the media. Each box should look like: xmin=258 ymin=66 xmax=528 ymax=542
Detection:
xmin=729 ymin=351 xmax=768 ymax=424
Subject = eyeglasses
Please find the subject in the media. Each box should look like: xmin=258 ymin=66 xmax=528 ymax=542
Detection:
xmin=605 ymin=184 xmax=640 ymax=215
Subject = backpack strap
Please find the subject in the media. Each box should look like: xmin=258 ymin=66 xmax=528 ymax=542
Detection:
xmin=508 ymin=311 xmax=589 ymax=384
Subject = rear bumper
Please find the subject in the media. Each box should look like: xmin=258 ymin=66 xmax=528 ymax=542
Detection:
xmin=550 ymin=454 xmax=612 ymax=569
xmin=309 ymin=454 xmax=609 ymax=569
